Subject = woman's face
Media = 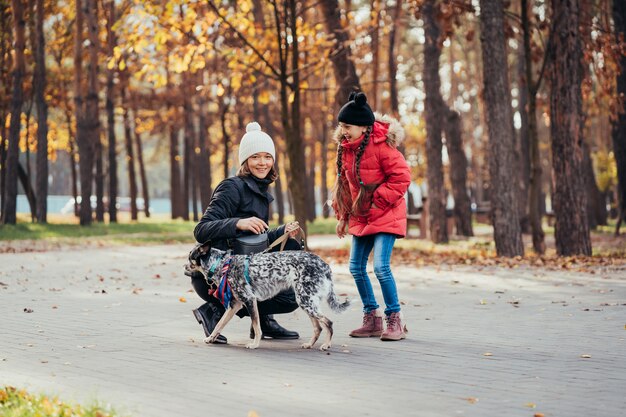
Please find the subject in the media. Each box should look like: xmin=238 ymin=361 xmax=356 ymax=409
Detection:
xmin=339 ymin=123 xmax=367 ymax=142
xmin=246 ymin=152 xmax=274 ymax=179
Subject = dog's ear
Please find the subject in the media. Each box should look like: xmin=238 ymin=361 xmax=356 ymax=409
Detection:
xmin=189 ymin=242 xmax=210 ymax=263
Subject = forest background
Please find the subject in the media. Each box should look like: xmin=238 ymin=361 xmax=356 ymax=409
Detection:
xmin=1 ymin=0 xmax=625 ymax=259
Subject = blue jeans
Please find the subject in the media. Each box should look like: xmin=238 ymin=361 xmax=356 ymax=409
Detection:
xmin=349 ymin=233 xmax=400 ymax=315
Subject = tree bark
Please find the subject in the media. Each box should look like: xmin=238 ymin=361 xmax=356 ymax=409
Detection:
xmin=121 ymin=76 xmax=138 ymax=220
xmin=549 ymin=0 xmax=591 ymax=255
xmin=319 ymin=0 xmax=361 ymax=110
xmin=33 ymin=0 xmax=48 ymax=223
xmin=521 ymin=0 xmax=546 ymax=253
xmin=166 ymin=63 xmax=183 ymax=219
xmin=197 ymin=70 xmax=212 ymax=210
xmin=613 ymin=0 xmax=626 ymax=236
xmin=421 ymin=0 xmax=448 ymax=243
xmin=388 ymin=0 xmax=402 ymax=118
xmin=445 ymin=110 xmax=473 ymax=237
xmin=133 ymin=106 xmax=150 ymax=218
xmin=106 ymin=0 xmax=118 ymax=222
xmin=3 ymin=0 xmax=26 ymax=225
xmin=479 ymin=0 xmax=524 ymax=256
xmin=0 ymin=2 xmax=11 ymax=221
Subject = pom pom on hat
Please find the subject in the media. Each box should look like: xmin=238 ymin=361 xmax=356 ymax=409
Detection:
xmin=337 ymin=92 xmax=375 ymax=126
xmin=238 ymin=122 xmax=276 ymax=165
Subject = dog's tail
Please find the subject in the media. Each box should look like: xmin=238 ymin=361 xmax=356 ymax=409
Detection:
xmin=327 ymin=280 xmax=351 ymax=313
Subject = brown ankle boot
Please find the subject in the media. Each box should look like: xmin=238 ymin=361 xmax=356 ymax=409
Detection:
xmin=349 ymin=311 xmax=383 ymax=337
xmin=380 ymin=312 xmax=406 ymax=341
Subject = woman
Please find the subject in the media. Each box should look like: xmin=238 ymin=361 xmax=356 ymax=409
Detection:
xmin=191 ymin=122 xmax=301 ymax=344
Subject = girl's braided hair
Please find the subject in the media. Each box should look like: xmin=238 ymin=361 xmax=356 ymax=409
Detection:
xmin=331 ymin=126 xmax=373 ymax=217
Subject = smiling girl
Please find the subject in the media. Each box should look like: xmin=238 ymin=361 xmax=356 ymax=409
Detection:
xmin=331 ymin=92 xmax=411 ymax=341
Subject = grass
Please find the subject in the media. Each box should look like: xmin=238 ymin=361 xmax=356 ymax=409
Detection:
xmin=0 ymin=213 xmax=338 ymax=244
xmin=0 ymin=386 xmax=127 ymax=417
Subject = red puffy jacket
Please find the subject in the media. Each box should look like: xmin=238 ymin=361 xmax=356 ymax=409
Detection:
xmin=334 ymin=114 xmax=411 ymax=237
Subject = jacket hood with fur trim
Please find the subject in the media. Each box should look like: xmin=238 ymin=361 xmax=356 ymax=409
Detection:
xmin=333 ymin=113 xmax=405 ymax=148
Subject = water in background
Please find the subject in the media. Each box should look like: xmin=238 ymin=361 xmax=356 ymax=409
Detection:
xmin=16 ymin=195 xmax=172 ymax=214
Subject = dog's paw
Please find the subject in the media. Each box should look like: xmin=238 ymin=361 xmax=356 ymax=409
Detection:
xmin=245 ymin=342 xmax=259 ymax=349
xmin=204 ymin=336 xmax=216 ymax=344
xmin=320 ymin=343 xmax=331 ymax=351
xmin=301 ymin=342 xmax=313 ymax=349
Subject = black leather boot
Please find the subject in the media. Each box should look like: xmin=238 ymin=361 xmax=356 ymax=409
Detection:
xmin=250 ymin=315 xmax=299 ymax=339
xmin=193 ymin=302 xmax=227 ymax=344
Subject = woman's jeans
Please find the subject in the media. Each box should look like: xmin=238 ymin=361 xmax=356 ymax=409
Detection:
xmin=349 ymin=233 xmax=400 ymax=315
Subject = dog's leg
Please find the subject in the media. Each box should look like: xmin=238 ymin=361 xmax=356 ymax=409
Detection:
xmin=301 ymin=316 xmax=322 ymax=349
xmin=204 ymin=300 xmax=243 ymax=345
xmin=245 ymin=300 xmax=262 ymax=350
xmin=317 ymin=316 xmax=334 ymax=351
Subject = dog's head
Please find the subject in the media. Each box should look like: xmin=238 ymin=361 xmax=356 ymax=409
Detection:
xmin=183 ymin=243 xmax=228 ymax=283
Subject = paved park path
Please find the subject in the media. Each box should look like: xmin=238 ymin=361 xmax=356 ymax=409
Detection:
xmin=1 ymin=238 xmax=625 ymax=417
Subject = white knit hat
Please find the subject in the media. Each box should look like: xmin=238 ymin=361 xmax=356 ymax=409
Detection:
xmin=238 ymin=122 xmax=276 ymax=165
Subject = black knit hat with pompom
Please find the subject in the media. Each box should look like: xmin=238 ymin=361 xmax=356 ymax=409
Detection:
xmin=337 ymin=92 xmax=375 ymax=126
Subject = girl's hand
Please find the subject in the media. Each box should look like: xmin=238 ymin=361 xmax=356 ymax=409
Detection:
xmin=236 ymin=217 xmax=269 ymax=234
xmin=336 ymin=219 xmax=348 ymax=238
xmin=285 ymin=221 xmax=300 ymax=238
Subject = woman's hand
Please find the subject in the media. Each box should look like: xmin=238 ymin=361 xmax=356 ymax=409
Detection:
xmin=236 ymin=217 xmax=269 ymax=234
xmin=285 ymin=221 xmax=300 ymax=238
xmin=336 ymin=219 xmax=348 ymax=238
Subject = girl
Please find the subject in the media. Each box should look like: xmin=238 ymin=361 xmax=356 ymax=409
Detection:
xmin=331 ymin=92 xmax=411 ymax=341
xmin=191 ymin=122 xmax=301 ymax=343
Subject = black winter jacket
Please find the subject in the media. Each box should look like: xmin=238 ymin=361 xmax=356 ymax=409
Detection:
xmin=193 ymin=175 xmax=285 ymax=251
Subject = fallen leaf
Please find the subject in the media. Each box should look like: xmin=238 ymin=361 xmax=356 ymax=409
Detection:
xmin=179 ymin=297 xmax=187 ymax=303
xmin=154 ymin=274 xmax=161 ymax=279
xmin=23 ymin=308 xmax=33 ymax=313
xmin=483 ymin=352 xmax=493 ymax=356
xmin=132 ymin=288 xmax=143 ymax=294
xmin=525 ymin=402 xmax=536 ymax=408
xmin=580 ymin=354 xmax=592 ymax=358
xmin=462 ymin=397 xmax=479 ymax=404
xmin=283 ymin=383 xmax=292 ymax=387
xmin=479 ymin=299 xmax=487 ymax=305
xmin=248 ymin=411 xmax=259 ymax=417
xmin=534 ymin=413 xmax=545 ymax=417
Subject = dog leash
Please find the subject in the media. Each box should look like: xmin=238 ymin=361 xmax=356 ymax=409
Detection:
xmin=263 ymin=226 xmax=307 ymax=253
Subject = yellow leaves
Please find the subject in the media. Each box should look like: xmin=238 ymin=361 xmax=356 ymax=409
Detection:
xmin=248 ymin=411 xmax=259 ymax=417
xmin=179 ymin=297 xmax=187 ymax=303
xmin=258 ymin=91 xmax=271 ymax=105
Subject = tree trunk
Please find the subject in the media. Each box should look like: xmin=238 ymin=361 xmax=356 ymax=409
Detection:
xmin=33 ymin=0 xmax=48 ymax=223
xmin=166 ymin=63 xmax=183 ymax=219
xmin=388 ymin=0 xmax=402 ymax=117
xmin=421 ymin=0 xmax=448 ymax=243
xmin=3 ymin=0 xmax=26 ymax=225
xmin=121 ymin=78 xmax=138 ymax=220
xmin=262 ymin=105 xmax=285 ymax=223
xmin=133 ymin=106 xmax=150 ymax=218
xmin=18 ymin=162 xmax=36 ymax=215
xmin=0 ymin=2 xmax=11 ymax=222
xmin=479 ymin=0 xmax=524 ymax=256
xmin=521 ymin=0 xmax=546 ymax=253
xmin=516 ymin=45 xmax=530 ymax=234
xmin=582 ymin=141 xmax=606 ymax=228
xmin=613 ymin=0 xmax=626 ymax=236
xmin=549 ymin=0 xmax=591 ymax=255
xmin=284 ymin=0 xmax=308 ymax=232
xmin=106 ymin=0 xmax=118 ymax=222
xmin=370 ymin=0 xmax=380 ymax=110
xmin=197 ymin=72 xmax=212 ymax=210
xmin=445 ymin=110 xmax=473 ymax=237
xmin=182 ymin=72 xmax=194 ymax=221
xmin=319 ymin=0 xmax=361 ymax=110
xmin=220 ymin=93 xmax=231 ymax=180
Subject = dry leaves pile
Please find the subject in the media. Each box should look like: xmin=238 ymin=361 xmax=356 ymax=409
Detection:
xmin=314 ymin=247 xmax=626 ymax=273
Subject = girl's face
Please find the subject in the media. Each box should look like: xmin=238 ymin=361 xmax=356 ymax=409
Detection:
xmin=246 ymin=152 xmax=274 ymax=179
xmin=339 ymin=123 xmax=367 ymax=142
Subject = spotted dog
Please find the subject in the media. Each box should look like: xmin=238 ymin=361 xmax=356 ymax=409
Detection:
xmin=185 ymin=243 xmax=350 ymax=350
